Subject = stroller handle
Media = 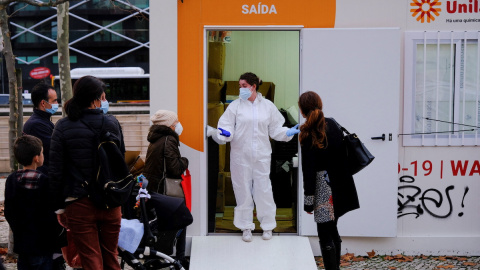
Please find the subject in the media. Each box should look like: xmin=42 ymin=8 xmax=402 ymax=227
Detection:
xmin=140 ymin=197 xmax=156 ymax=246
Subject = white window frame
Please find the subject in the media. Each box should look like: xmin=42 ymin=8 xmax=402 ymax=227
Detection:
xmin=403 ymin=31 xmax=480 ymax=146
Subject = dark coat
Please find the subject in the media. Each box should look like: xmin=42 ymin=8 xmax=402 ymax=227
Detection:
xmin=4 ymin=170 xmax=63 ymax=255
xmin=23 ymin=109 xmax=54 ymax=175
xmin=48 ymin=109 xmax=125 ymax=210
xmin=143 ymin=125 xmax=189 ymax=193
xmin=301 ymin=117 xmax=360 ymax=219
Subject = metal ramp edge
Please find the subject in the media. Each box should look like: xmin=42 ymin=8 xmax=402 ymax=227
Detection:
xmin=189 ymin=235 xmax=318 ymax=270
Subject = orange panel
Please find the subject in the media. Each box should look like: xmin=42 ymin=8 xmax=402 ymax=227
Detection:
xmin=178 ymin=0 xmax=336 ymax=152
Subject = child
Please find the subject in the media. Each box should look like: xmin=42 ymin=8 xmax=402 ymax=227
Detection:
xmin=4 ymin=135 xmax=62 ymax=270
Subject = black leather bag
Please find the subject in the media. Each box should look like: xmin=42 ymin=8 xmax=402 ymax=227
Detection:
xmin=331 ymin=118 xmax=375 ymax=175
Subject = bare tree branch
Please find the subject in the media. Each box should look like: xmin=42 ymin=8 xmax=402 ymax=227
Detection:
xmin=0 ymin=0 xmax=70 ymax=7
xmin=8 ymin=3 xmax=29 ymax=18
xmin=110 ymin=0 xmax=149 ymax=21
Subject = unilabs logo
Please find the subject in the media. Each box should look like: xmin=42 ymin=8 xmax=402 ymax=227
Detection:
xmin=410 ymin=0 xmax=442 ymax=23
xmin=242 ymin=3 xmax=277 ymax=14
xmin=446 ymin=0 xmax=480 ymax=13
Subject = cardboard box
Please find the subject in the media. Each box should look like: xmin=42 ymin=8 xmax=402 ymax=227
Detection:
xmin=218 ymin=140 xmax=230 ymax=173
xmin=224 ymin=173 xmax=236 ymax=206
xmin=216 ymin=191 xmax=225 ymax=212
xmin=208 ymin=78 xmax=224 ymax=102
xmin=218 ymin=172 xmax=231 ymax=192
xmin=207 ymin=102 xmax=224 ymax=128
xmin=219 ymin=144 xmax=226 ymax=172
xmin=208 ymin=42 xmax=225 ymax=80
xmin=222 ymin=81 xmax=275 ymax=103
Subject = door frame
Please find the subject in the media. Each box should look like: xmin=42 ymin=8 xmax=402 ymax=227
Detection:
xmin=203 ymin=25 xmax=304 ymax=236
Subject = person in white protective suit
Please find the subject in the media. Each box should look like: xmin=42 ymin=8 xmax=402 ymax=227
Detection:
xmin=207 ymin=72 xmax=300 ymax=242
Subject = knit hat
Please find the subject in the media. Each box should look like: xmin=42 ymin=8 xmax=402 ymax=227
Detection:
xmin=150 ymin=110 xmax=178 ymax=127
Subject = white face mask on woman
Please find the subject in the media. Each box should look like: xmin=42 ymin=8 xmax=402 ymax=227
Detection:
xmin=175 ymin=122 xmax=183 ymax=136
xmin=239 ymin=87 xmax=252 ymax=100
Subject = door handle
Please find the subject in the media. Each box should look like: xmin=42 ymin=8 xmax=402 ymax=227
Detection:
xmin=371 ymin=134 xmax=385 ymax=141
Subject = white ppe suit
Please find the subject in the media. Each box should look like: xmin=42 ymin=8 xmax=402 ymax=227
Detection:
xmin=215 ymin=93 xmax=292 ymax=231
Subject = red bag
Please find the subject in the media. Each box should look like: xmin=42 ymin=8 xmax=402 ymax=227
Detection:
xmin=61 ymin=230 xmax=82 ymax=268
xmin=181 ymin=169 xmax=192 ymax=211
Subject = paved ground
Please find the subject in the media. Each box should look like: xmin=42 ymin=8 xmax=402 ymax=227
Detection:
xmin=1 ymin=177 xmax=479 ymax=269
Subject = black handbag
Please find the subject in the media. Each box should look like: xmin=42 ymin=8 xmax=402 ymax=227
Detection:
xmin=331 ymin=118 xmax=375 ymax=175
xmin=162 ymin=136 xmax=185 ymax=198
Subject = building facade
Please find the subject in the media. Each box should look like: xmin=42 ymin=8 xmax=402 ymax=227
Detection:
xmin=2 ymin=0 xmax=149 ymax=100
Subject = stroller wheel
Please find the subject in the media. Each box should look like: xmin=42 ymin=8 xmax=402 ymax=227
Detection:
xmin=144 ymin=258 xmax=180 ymax=270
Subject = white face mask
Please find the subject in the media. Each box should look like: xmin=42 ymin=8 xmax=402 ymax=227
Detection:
xmin=175 ymin=122 xmax=183 ymax=136
xmin=239 ymin=87 xmax=252 ymax=100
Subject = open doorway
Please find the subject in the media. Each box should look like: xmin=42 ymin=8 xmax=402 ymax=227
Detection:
xmin=205 ymin=30 xmax=300 ymax=234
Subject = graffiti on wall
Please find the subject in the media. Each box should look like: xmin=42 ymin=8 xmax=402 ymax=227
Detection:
xmin=397 ymin=160 xmax=477 ymax=219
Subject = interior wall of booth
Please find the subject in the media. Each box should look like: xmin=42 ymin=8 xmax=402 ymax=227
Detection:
xmin=222 ymin=31 xmax=300 ymax=110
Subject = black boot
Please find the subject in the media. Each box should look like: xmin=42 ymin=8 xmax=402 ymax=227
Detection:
xmin=320 ymin=245 xmax=337 ymax=270
xmin=334 ymin=240 xmax=342 ymax=270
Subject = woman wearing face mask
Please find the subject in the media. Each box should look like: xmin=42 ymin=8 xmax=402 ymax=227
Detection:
xmin=298 ymin=91 xmax=359 ymax=270
xmin=143 ymin=109 xmax=190 ymax=268
xmin=210 ymin=72 xmax=300 ymax=242
xmin=49 ymin=75 xmax=125 ymax=270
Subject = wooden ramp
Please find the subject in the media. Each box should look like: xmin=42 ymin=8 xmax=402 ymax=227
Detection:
xmin=190 ymin=235 xmax=318 ymax=270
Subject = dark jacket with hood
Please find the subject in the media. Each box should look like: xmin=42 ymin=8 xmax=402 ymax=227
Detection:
xmin=48 ymin=109 xmax=125 ymax=210
xmin=143 ymin=125 xmax=189 ymax=194
xmin=301 ymin=117 xmax=360 ymax=219
xmin=23 ymin=108 xmax=54 ymax=175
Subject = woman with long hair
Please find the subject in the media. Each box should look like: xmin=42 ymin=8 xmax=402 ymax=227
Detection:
xmin=49 ymin=75 xmax=125 ymax=270
xmin=298 ymin=91 xmax=359 ymax=270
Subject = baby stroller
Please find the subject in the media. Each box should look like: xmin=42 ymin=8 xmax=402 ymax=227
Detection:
xmin=118 ymin=176 xmax=193 ymax=270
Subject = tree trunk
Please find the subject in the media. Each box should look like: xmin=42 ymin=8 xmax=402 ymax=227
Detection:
xmin=16 ymin=68 xmax=23 ymax=144
xmin=0 ymin=8 xmax=19 ymax=173
xmin=0 ymin=6 xmax=18 ymax=257
xmin=57 ymin=1 xmax=72 ymax=114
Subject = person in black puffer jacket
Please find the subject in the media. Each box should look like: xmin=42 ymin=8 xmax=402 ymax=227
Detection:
xmin=49 ymin=75 xmax=125 ymax=270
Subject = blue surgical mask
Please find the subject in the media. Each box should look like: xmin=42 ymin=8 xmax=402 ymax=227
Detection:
xmin=239 ymin=87 xmax=252 ymax=100
xmin=100 ymin=100 xmax=109 ymax=114
xmin=45 ymin=102 xmax=59 ymax=115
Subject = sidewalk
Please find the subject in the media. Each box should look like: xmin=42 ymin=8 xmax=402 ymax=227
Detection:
xmin=316 ymin=254 xmax=480 ymax=270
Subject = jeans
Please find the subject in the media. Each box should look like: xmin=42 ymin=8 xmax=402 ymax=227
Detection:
xmin=176 ymin=227 xmax=186 ymax=259
xmin=65 ymin=197 xmax=122 ymax=270
xmin=17 ymin=254 xmax=53 ymax=270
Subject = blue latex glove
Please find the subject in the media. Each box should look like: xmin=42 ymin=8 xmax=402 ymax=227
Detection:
xmin=286 ymin=124 xmax=300 ymax=136
xmin=218 ymin=128 xmax=231 ymax=137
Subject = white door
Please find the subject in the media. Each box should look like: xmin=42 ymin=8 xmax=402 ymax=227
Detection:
xmin=299 ymin=28 xmax=400 ymax=237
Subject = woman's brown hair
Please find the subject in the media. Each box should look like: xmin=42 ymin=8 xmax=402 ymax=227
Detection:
xmin=239 ymin=72 xmax=262 ymax=91
xmin=298 ymin=91 xmax=326 ymax=149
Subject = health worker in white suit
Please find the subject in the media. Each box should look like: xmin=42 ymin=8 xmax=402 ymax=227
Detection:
xmin=208 ymin=72 xmax=300 ymax=242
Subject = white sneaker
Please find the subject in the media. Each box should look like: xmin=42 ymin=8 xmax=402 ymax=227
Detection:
xmin=242 ymin=229 xmax=252 ymax=242
xmin=262 ymin=230 xmax=273 ymax=240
